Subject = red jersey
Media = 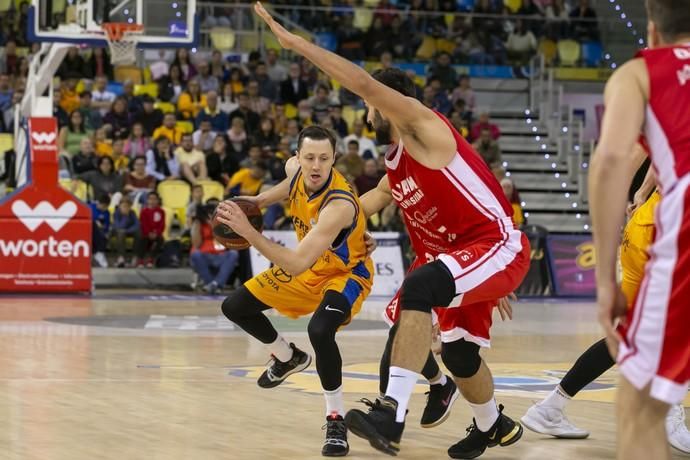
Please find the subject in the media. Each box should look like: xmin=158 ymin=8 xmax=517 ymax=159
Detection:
xmin=385 ymin=112 xmax=517 ymax=260
xmin=140 ymin=206 xmax=166 ymax=237
xmin=637 ymin=45 xmax=690 ymax=193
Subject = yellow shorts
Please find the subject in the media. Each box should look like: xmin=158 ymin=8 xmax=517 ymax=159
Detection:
xmin=620 ymin=223 xmax=654 ymax=306
xmin=245 ymin=265 xmax=373 ymax=323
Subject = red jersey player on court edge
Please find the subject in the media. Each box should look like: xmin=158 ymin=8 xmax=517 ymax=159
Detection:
xmin=255 ymin=3 xmax=530 ymax=458
xmin=589 ymin=1 xmax=690 ymax=460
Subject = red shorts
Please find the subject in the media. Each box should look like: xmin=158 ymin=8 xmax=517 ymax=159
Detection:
xmin=618 ymin=178 xmax=690 ymax=404
xmin=383 ymin=231 xmax=530 ymax=347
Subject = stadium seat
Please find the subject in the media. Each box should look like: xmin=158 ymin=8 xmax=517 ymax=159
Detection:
xmin=341 ymin=106 xmax=356 ymax=128
xmin=353 ymin=7 xmax=373 ymax=30
xmin=315 ymin=32 xmax=338 ymax=52
xmin=581 ymin=41 xmax=603 ymax=67
xmin=456 ymin=0 xmax=475 ymax=12
xmin=175 ymin=121 xmax=194 ymax=134
xmin=107 ymin=82 xmax=124 ymax=96
xmin=158 ymin=180 xmax=191 ymax=239
xmin=15 ymin=47 xmax=29 ymax=57
xmin=114 ymin=65 xmax=143 ymax=84
xmin=538 ymin=39 xmax=558 ymax=66
xmin=155 ymin=101 xmax=176 ymax=114
xmin=0 ymin=133 xmax=13 ymax=155
xmin=134 ymin=83 xmax=159 ymax=99
xmin=263 ymin=33 xmax=282 ymax=52
xmin=198 ymin=180 xmax=225 ymax=202
xmin=416 ymin=35 xmax=437 ymax=60
xmin=59 ymin=179 xmax=89 ymax=202
xmin=435 ymin=38 xmax=456 ymax=54
xmin=142 ymin=67 xmax=153 ymax=84
xmin=239 ymin=33 xmax=259 ymax=52
xmin=51 ymin=0 xmax=66 ymax=13
xmin=557 ymin=39 xmax=581 ymax=67
xmin=504 ymin=0 xmax=522 ymax=13
xmin=210 ymin=27 xmax=236 ymax=51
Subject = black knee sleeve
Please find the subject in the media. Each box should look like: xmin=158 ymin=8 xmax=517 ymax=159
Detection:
xmin=400 ymin=261 xmax=455 ymax=314
xmin=220 ymin=286 xmax=276 ymax=344
xmin=441 ymin=339 xmax=481 ymax=378
xmin=308 ymin=291 xmax=352 ymax=391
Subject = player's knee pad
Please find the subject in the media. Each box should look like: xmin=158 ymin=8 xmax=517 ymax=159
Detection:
xmin=220 ymin=286 xmax=261 ymax=321
xmin=441 ymin=339 xmax=481 ymax=378
xmin=307 ymin=291 xmax=350 ymax=348
xmin=400 ymin=261 xmax=456 ymax=314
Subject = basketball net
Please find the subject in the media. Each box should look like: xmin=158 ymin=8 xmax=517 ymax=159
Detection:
xmin=101 ymin=23 xmax=144 ymax=65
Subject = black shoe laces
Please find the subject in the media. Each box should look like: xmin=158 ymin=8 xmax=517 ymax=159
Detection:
xmin=323 ymin=418 xmax=347 ymax=439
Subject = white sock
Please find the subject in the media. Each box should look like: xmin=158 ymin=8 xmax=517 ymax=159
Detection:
xmin=428 ymin=374 xmax=447 ymax=386
xmin=540 ymin=385 xmax=571 ymax=411
xmin=324 ymin=386 xmax=345 ymax=417
xmin=469 ymin=398 xmax=500 ymax=432
xmin=266 ymin=336 xmax=293 ymax=362
xmin=386 ymin=366 xmax=419 ymax=423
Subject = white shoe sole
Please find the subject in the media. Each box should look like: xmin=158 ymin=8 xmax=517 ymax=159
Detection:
xmin=520 ymin=414 xmax=590 ymax=439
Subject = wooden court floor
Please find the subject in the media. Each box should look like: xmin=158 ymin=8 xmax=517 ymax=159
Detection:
xmin=0 ymin=291 xmax=687 ymax=460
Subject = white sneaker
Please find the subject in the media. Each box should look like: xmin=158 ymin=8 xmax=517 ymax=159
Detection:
xmin=521 ymin=403 xmax=590 ymax=439
xmin=667 ymin=404 xmax=690 ymax=453
xmin=94 ymin=252 xmax=108 ymax=268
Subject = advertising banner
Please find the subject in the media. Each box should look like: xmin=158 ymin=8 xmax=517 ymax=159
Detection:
xmin=249 ymin=231 xmax=405 ymax=298
xmin=546 ymin=234 xmax=596 ymax=297
xmin=0 ymin=117 xmax=92 ymax=293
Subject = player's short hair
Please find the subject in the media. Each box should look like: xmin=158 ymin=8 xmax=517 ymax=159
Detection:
xmin=297 ymin=125 xmax=337 ymax=153
xmin=646 ymin=0 xmax=690 ymax=41
xmin=371 ymin=67 xmax=416 ymax=98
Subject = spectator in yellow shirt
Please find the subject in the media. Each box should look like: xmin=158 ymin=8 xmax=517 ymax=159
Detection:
xmin=95 ymin=126 xmax=113 ymax=157
xmin=177 ymin=78 xmax=207 ymax=120
xmin=152 ymin=113 xmax=184 ymax=146
xmin=110 ymin=138 xmax=130 ymax=174
xmin=175 ymin=133 xmax=208 ymax=184
xmin=59 ymin=76 xmax=81 ymax=115
xmin=226 ymin=160 xmax=267 ymax=196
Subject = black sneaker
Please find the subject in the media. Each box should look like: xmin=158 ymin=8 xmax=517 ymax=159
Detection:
xmin=257 ymin=343 xmax=312 ymax=389
xmin=322 ymin=413 xmax=349 ymax=457
xmin=447 ymin=404 xmax=523 ymax=459
xmin=345 ymin=397 xmax=405 ymax=456
xmin=420 ymin=377 xmax=459 ymax=428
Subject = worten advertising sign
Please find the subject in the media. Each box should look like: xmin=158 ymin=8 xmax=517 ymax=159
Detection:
xmin=0 ymin=117 xmax=92 ymax=292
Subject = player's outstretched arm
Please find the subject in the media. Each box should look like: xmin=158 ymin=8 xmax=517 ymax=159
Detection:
xmin=253 ymin=2 xmax=454 ymax=165
xmin=215 ymin=198 xmax=355 ymax=276
xmin=360 ymin=175 xmax=393 ymax=218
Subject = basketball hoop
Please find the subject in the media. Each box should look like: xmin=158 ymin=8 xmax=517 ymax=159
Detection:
xmin=101 ymin=22 xmax=144 ymax=65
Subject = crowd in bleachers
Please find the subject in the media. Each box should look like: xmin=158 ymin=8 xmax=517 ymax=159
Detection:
xmin=0 ymin=0 xmax=548 ymax=291
xmin=204 ymin=0 xmax=602 ymax=67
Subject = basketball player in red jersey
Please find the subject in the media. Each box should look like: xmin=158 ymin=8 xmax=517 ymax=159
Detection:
xmin=255 ymin=3 xmax=530 ymax=457
xmin=589 ymin=1 xmax=690 ymax=459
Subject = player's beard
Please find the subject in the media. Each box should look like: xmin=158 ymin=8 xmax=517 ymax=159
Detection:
xmin=372 ymin=110 xmax=393 ymax=145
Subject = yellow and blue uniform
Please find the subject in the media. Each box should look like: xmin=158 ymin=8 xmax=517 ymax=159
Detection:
xmin=245 ymin=168 xmax=374 ymax=322
xmin=620 ymin=191 xmax=660 ymax=307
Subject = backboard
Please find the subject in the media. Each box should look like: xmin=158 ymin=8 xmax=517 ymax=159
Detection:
xmin=28 ymin=0 xmax=199 ymax=49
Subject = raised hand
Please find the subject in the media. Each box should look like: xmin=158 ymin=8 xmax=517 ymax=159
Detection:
xmin=254 ymin=2 xmax=297 ymax=50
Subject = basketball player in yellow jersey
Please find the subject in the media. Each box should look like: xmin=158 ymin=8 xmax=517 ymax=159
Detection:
xmin=523 ymin=157 xmax=690 ymax=453
xmin=216 ymin=126 xmax=373 ymax=457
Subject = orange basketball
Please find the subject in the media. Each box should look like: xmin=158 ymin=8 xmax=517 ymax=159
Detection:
xmin=211 ymin=198 xmax=264 ymax=250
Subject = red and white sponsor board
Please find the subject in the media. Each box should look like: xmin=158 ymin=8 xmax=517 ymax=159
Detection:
xmin=0 ymin=117 xmax=92 ymax=292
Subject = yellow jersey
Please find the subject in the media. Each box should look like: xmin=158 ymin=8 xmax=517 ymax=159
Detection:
xmin=620 ymin=190 xmax=660 ymax=307
xmin=288 ymin=168 xmax=373 ymax=283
